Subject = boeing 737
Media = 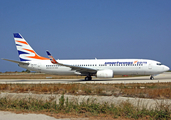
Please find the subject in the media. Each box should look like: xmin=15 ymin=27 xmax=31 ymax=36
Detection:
xmin=2 ymin=33 xmax=170 ymax=80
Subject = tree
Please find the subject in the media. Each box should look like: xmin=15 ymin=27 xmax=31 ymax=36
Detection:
xmin=26 ymin=69 xmax=31 ymax=73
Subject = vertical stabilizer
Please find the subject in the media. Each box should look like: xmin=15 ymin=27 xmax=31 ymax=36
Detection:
xmin=14 ymin=33 xmax=49 ymax=61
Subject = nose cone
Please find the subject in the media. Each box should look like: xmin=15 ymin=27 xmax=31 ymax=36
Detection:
xmin=164 ymin=66 xmax=170 ymax=71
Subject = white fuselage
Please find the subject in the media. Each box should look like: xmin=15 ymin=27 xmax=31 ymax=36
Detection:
xmin=19 ymin=59 xmax=169 ymax=76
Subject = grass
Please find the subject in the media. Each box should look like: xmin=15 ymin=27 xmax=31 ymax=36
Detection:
xmin=1 ymin=82 xmax=171 ymax=99
xmin=0 ymin=94 xmax=171 ymax=119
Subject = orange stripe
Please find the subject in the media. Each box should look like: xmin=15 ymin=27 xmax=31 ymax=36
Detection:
xmin=23 ymin=48 xmax=49 ymax=60
xmin=23 ymin=49 xmax=36 ymax=54
xmin=16 ymin=40 xmax=28 ymax=45
xmin=134 ymin=61 xmax=138 ymax=64
xmin=28 ymin=54 xmax=49 ymax=60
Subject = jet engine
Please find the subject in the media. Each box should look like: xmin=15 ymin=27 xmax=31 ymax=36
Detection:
xmin=96 ymin=69 xmax=114 ymax=78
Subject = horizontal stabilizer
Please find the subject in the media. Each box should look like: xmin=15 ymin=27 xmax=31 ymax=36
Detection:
xmin=2 ymin=58 xmax=29 ymax=65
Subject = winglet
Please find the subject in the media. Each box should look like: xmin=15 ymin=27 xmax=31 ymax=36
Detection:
xmin=46 ymin=51 xmax=58 ymax=64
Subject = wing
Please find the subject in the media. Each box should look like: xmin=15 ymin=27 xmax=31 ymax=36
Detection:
xmin=2 ymin=58 xmax=29 ymax=65
xmin=46 ymin=51 xmax=97 ymax=74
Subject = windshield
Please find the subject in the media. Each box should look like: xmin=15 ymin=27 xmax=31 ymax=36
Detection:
xmin=157 ymin=63 xmax=162 ymax=65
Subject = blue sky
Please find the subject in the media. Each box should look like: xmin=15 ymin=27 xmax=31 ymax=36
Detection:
xmin=0 ymin=0 xmax=171 ymax=72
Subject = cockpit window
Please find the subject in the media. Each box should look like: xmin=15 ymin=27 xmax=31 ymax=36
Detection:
xmin=157 ymin=63 xmax=162 ymax=65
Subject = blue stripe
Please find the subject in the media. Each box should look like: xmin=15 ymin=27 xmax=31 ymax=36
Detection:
xmin=14 ymin=33 xmax=22 ymax=38
xmin=18 ymin=50 xmax=29 ymax=55
xmin=20 ymin=58 xmax=30 ymax=61
xmin=16 ymin=44 xmax=22 ymax=46
xmin=46 ymin=51 xmax=51 ymax=56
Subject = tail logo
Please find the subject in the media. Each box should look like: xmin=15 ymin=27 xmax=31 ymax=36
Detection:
xmin=14 ymin=33 xmax=49 ymax=61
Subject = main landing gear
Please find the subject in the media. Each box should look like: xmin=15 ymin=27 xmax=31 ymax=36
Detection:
xmin=150 ymin=75 xmax=154 ymax=80
xmin=85 ymin=76 xmax=92 ymax=81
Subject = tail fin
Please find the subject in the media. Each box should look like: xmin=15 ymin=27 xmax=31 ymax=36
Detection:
xmin=14 ymin=33 xmax=49 ymax=61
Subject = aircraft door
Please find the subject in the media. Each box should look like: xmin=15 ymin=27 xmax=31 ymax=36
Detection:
xmin=148 ymin=63 xmax=152 ymax=70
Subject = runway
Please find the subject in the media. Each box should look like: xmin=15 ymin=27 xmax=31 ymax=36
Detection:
xmin=0 ymin=72 xmax=170 ymax=84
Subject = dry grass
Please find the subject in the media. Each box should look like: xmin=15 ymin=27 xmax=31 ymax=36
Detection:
xmin=0 ymin=82 xmax=171 ymax=99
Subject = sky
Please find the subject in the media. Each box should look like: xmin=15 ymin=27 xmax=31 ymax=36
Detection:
xmin=0 ymin=0 xmax=171 ymax=72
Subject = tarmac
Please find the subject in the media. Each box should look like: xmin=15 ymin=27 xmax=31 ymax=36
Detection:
xmin=0 ymin=111 xmax=90 ymax=120
xmin=0 ymin=111 xmax=58 ymax=120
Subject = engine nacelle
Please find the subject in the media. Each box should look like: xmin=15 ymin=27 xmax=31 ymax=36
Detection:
xmin=96 ymin=69 xmax=114 ymax=78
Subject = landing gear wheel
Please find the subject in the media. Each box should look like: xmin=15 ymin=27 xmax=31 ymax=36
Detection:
xmin=150 ymin=76 xmax=154 ymax=80
xmin=85 ymin=77 xmax=89 ymax=81
xmin=85 ymin=76 xmax=92 ymax=81
xmin=89 ymin=76 xmax=92 ymax=80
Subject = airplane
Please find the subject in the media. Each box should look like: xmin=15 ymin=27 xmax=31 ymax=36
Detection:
xmin=2 ymin=33 xmax=170 ymax=80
